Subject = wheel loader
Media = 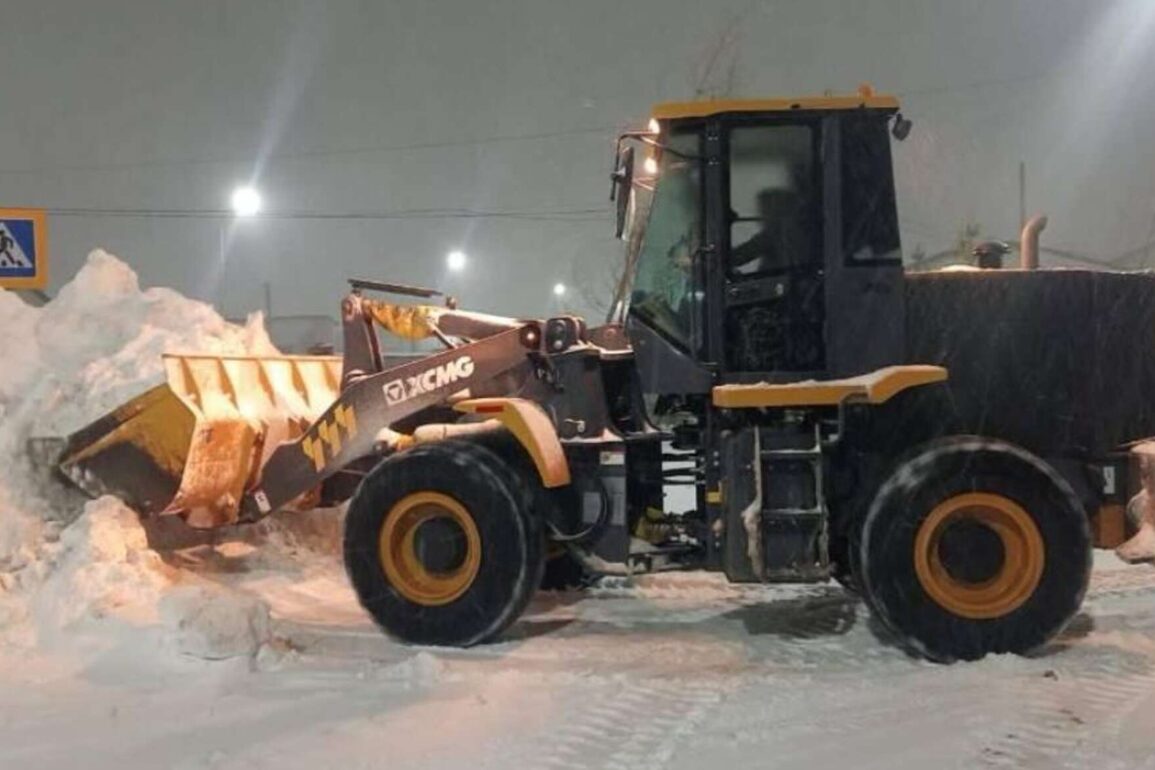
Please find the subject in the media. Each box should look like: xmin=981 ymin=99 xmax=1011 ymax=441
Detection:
xmin=55 ymin=88 xmax=1155 ymax=661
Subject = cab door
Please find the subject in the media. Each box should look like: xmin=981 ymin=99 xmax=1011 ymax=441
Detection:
xmin=718 ymin=118 xmax=827 ymax=380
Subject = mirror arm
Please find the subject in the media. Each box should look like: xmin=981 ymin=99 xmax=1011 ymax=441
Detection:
xmin=615 ymin=132 xmax=702 ymax=162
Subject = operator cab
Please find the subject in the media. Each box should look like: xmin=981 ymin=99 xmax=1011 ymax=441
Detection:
xmin=612 ymin=88 xmax=910 ymax=392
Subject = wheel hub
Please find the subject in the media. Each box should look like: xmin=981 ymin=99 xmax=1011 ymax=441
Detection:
xmin=937 ymin=517 xmax=1006 ymax=585
xmin=913 ymin=492 xmax=1045 ymax=620
xmin=379 ymin=491 xmax=482 ymax=606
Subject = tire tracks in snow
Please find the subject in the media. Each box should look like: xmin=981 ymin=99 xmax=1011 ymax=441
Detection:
xmin=974 ymin=562 xmax=1155 ymax=768
xmin=566 ymin=564 xmax=1155 ymax=770
xmin=532 ymin=675 xmax=733 ymax=770
xmin=1086 ymin=564 xmax=1155 ymax=600
xmin=975 ymin=645 xmax=1155 ymax=768
xmin=577 ymin=575 xmax=906 ymax=673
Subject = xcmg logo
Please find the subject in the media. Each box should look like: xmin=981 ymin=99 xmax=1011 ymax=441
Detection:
xmin=383 ymin=356 xmax=475 ymax=405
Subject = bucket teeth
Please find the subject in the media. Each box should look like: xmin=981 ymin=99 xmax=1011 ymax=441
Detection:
xmin=164 ymin=419 xmax=259 ymax=528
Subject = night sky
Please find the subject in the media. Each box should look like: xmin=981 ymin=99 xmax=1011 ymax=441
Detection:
xmin=2 ymin=0 xmax=1152 ymax=322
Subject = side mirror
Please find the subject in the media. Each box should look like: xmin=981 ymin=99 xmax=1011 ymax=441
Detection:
xmin=610 ymin=145 xmax=635 ymax=238
xmin=892 ymin=113 xmax=913 ymax=141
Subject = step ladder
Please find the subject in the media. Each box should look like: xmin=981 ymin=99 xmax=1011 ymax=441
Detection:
xmin=758 ymin=420 xmax=835 ymax=574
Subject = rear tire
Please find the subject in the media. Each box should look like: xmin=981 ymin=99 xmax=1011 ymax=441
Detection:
xmin=860 ymin=437 xmax=1091 ymax=662
xmin=343 ymin=440 xmax=545 ymax=646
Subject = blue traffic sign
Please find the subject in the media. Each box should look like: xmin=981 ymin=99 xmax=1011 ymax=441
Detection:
xmin=0 ymin=208 xmax=47 ymax=289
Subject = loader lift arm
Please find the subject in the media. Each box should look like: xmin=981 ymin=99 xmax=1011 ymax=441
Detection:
xmin=242 ymin=324 xmax=536 ymax=519
xmin=340 ymin=285 xmax=528 ymax=388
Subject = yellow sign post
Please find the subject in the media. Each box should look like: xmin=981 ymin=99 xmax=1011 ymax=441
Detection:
xmin=0 ymin=208 xmax=48 ymax=289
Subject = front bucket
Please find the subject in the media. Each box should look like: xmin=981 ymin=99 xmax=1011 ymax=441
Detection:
xmin=57 ymin=384 xmax=196 ymax=516
xmin=57 ymin=353 xmax=341 ymax=526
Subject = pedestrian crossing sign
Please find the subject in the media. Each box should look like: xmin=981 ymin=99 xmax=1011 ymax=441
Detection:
xmin=0 ymin=208 xmax=47 ymax=289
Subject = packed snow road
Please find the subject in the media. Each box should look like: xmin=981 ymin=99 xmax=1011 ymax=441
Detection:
xmin=3 ymin=546 xmax=1155 ymax=770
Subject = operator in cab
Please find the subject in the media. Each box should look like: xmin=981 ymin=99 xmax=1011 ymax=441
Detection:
xmin=730 ymin=183 xmax=817 ymax=274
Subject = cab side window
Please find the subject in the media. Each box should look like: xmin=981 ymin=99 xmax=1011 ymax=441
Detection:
xmin=728 ymin=125 xmax=820 ymax=277
xmin=841 ymin=115 xmax=901 ymax=264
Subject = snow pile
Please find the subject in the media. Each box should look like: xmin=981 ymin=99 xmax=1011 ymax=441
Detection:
xmin=159 ymin=585 xmax=273 ymax=660
xmin=0 ymin=248 xmax=276 ymax=440
xmin=10 ymin=495 xmax=278 ymax=663
xmin=27 ymin=496 xmax=173 ymax=641
xmin=0 ymin=250 xmax=285 ymax=663
xmin=0 ymin=485 xmax=41 ymax=583
xmin=374 ymin=650 xmax=445 ymax=688
xmin=0 ymin=249 xmax=275 ymax=567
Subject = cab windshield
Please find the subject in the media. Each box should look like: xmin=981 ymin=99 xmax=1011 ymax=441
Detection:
xmin=623 ymin=130 xmax=701 ymax=350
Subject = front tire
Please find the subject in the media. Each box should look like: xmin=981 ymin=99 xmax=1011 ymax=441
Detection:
xmin=343 ymin=440 xmax=545 ymax=646
xmin=860 ymin=437 xmax=1091 ymax=662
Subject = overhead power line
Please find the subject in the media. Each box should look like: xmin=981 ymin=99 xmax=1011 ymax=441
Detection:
xmin=0 ymin=72 xmax=1074 ymax=178
xmin=896 ymin=69 xmax=1064 ymax=99
xmin=47 ymin=205 xmax=608 ymax=223
xmin=0 ymin=125 xmax=620 ymax=177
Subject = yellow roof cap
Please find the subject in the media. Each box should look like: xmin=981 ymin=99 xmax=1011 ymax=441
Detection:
xmin=651 ymin=93 xmax=900 ymax=121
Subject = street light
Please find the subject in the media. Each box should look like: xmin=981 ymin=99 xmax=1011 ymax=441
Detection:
xmin=220 ymin=186 xmax=262 ymax=270
xmin=447 ymin=250 xmax=467 ymax=272
xmin=230 ymin=186 xmax=262 ymax=218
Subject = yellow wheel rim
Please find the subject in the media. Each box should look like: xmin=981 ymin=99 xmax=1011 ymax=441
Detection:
xmin=379 ymin=491 xmax=482 ymax=606
xmin=913 ymin=492 xmax=1045 ymax=620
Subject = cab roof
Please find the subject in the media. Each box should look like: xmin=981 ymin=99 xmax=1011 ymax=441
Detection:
xmin=650 ymin=93 xmax=900 ymax=121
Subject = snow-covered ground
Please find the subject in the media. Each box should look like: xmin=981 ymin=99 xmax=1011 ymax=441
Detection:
xmin=4 ymin=540 xmax=1155 ymax=770
xmin=3 ymin=253 xmax=1155 ymax=770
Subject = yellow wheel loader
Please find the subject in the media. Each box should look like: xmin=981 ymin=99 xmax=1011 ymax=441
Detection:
xmin=56 ymin=90 xmax=1153 ymax=661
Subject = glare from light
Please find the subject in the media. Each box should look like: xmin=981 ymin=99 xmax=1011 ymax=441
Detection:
xmin=447 ymin=250 xmax=467 ymax=272
xmin=230 ymin=186 xmax=262 ymax=217
xmin=1039 ymin=1 xmax=1155 ymax=214
xmin=553 ymin=282 xmax=567 ymax=297
xmin=648 ymin=118 xmax=661 ymax=134
xmin=643 ymin=156 xmax=659 ymax=175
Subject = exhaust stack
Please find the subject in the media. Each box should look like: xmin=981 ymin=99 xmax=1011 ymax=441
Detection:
xmin=1020 ymin=214 xmax=1048 ymax=270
